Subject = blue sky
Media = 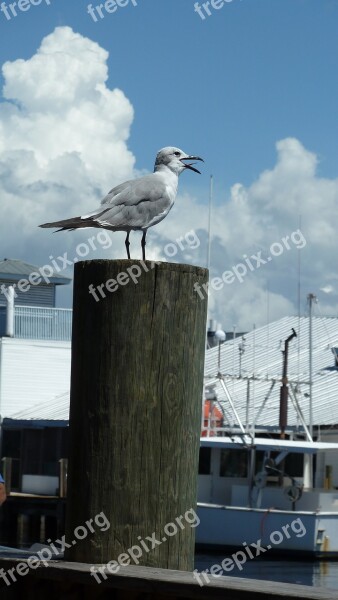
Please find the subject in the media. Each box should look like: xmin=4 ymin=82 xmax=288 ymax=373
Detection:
xmin=1 ymin=0 xmax=338 ymax=328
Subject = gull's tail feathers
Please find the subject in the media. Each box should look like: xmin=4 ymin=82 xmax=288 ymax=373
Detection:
xmin=39 ymin=216 xmax=93 ymax=232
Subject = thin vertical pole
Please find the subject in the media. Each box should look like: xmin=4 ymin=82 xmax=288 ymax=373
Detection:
xmin=308 ymin=293 xmax=316 ymax=439
xmin=207 ymin=175 xmax=213 ymax=271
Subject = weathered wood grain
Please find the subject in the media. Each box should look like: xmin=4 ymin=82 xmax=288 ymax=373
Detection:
xmin=65 ymin=260 xmax=208 ymax=570
xmin=0 ymin=558 xmax=337 ymax=600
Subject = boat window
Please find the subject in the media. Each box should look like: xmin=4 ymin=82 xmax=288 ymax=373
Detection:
xmin=198 ymin=447 xmax=211 ymax=475
xmin=255 ymin=451 xmax=303 ymax=478
xmin=219 ymin=449 xmax=248 ymax=478
xmin=285 ymin=453 xmax=303 ymax=477
xmin=255 ymin=451 xmax=265 ymax=474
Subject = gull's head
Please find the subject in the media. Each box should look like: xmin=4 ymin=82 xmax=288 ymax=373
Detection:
xmin=154 ymin=147 xmax=204 ymax=176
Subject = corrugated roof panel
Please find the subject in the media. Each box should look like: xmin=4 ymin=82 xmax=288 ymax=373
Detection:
xmin=0 ymin=338 xmax=71 ymax=418
xmin=9 ymin=392 xmax=70 ymax=421
xmin=205 ymin=316 xmax=338 ymax=428
xmin=0 ymin=258 xmax=71 ymax=285
xmin=4 ymin=315 xmax=338 ymax=427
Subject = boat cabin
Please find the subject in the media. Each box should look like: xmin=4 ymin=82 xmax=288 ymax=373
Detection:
xmin=198 ymin=437 xmax=338 ymax=512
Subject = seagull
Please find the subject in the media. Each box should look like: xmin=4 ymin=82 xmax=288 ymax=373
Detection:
xmin=39 ymin=146 xmax=203 ymax=260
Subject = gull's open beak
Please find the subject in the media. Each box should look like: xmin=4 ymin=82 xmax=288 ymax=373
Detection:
xmin=180 ymin=155 xmax=204 ymax=174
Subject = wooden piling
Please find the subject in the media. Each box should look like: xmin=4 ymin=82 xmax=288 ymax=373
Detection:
xmin=64 ymin=260 xmax=208 ymax=570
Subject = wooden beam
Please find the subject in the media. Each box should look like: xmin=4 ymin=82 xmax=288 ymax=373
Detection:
xmin=0 ymin=558 xmax=336 ymax=600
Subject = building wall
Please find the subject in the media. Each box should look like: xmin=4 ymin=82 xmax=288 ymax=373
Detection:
xmin=0 ymin=279 xmax=56 ymax=307
xmin=0 ymin=338 xmax=71 ymax=418
xmin=1 ymin=426 xmax=69 ymax=490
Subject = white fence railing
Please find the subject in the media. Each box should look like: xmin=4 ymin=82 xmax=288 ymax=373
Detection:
xmin=0 ymin=305 xmax=72 ymax=341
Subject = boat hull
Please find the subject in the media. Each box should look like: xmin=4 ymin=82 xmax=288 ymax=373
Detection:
xmin=196 ymin=503 xmax=338 ymax=558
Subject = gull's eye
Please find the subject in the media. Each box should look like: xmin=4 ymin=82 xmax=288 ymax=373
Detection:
xmin=174 ymin=151 xmax=181 ymax=156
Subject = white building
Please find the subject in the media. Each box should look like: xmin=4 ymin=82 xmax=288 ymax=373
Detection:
xmin=0 ymin=258 xmax=71 ymax=489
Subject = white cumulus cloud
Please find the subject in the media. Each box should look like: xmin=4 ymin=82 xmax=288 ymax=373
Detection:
xmin=153 ymin=138 xmax=338 ymax=331
xmin=0 ymin=26 xmax=135 ymax=267
xmin=1 ymin=28 xmax=337 ymax=330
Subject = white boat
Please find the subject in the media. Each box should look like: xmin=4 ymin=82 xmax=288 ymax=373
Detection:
xmin=196 ymin=435 xmax=338 ymax=557
xmin=197 ymin=304 xmax=338 ymax=557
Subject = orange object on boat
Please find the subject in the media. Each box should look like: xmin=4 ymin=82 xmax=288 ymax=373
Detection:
xmin=201 ymin=400 xmax=223 ymax=436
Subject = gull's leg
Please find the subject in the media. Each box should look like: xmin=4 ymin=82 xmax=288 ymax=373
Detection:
xmin=125 ymin=231 xmax=131 ymax=259
xmin=141 ymin=231 xmax=146 ymax=261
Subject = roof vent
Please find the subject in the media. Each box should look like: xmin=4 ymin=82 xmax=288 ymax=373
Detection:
xmin=331 ymin=348 xmax=338 ymax=368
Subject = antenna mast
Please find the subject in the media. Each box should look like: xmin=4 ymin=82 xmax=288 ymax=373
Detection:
xmin=207 ymin=175 xmax=213 ymax=271
xmin=308 ymin=293 xmax=317 ymax=438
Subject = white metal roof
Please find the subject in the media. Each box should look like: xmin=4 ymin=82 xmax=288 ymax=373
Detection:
xmin=5 ymin=315 xmax=338 ymax=428
xmin=201 ymin=436 xmax=338 ymax=454
xmin=8 ymin=391 xmax=70 ymax=421
xmin=0 ymin=258 xmax=71 ymax=285
xmin=205 ymin=316 xmax=338 ymax=429
xmin=0 ymin=338 xmax=71 ymax=418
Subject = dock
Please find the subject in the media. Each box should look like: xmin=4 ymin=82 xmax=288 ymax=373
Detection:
xmin=0 ymin=558 xmax=337 ymax=599
xmin=0 ymin=492 xmax=66 ymax=548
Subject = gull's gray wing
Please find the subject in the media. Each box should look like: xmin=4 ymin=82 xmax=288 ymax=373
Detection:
xmin=101 ymin=174 xmax=167 ymax=207
xmin=91 ymin=174 xmax=174 ymax=230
